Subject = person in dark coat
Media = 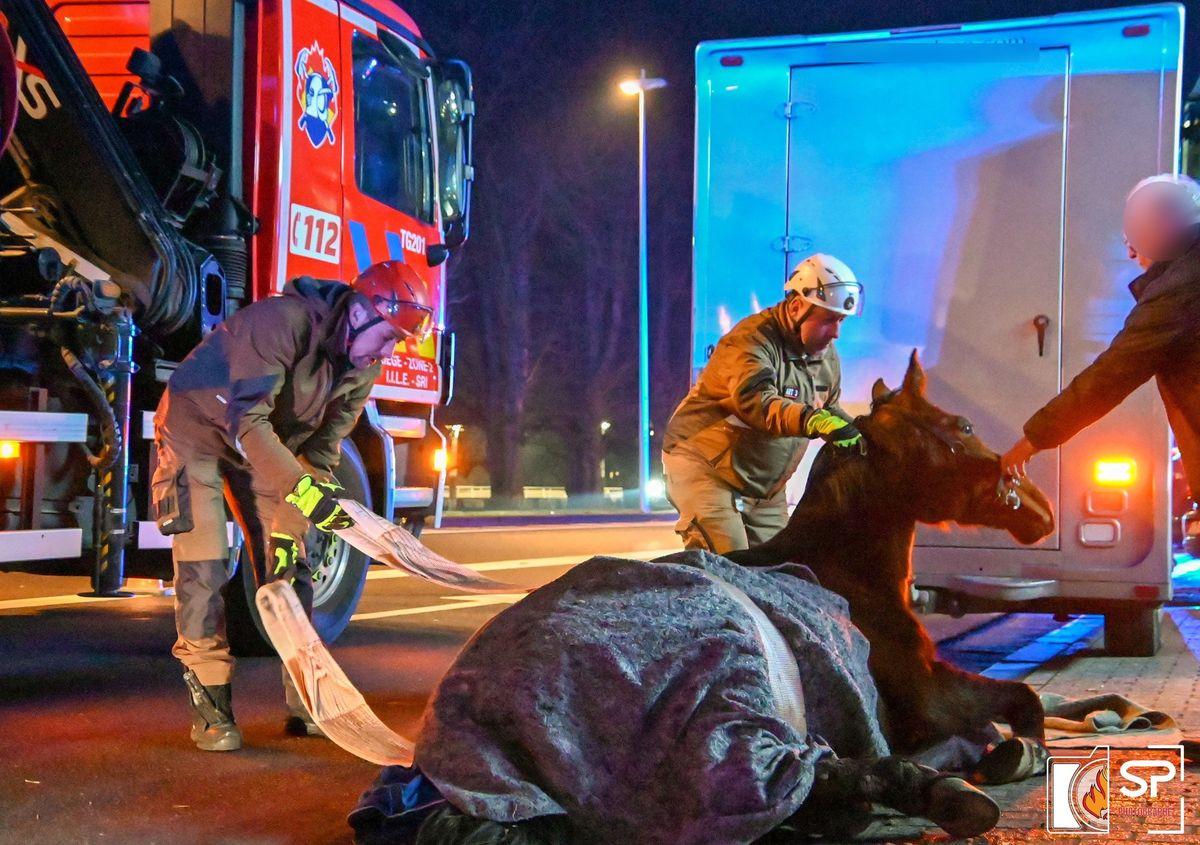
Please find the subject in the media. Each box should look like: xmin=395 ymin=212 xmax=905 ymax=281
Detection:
xmin=1002 ymin=175 xmax=1200 ymax=513
xmin=153 ymin=260 xmax=433 ymax=751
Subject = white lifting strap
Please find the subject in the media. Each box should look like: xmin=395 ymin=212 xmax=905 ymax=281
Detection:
xmin=257 ymin=580 xmax=416 ymax=766
xmin=335 ymin=498 xmax=525 ymax=594
xmin=702 ymin=571 xmax=807 ymax=736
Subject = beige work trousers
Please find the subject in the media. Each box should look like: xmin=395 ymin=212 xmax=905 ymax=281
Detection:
xmin=155 ymin=440 xmax=313 ymax=687
xmin=661 ymin=449 xmax=790 ymax=555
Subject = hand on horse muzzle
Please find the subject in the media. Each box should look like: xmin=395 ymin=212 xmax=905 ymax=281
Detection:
xmin=967 ymin=462 xmax=1055 ymax=544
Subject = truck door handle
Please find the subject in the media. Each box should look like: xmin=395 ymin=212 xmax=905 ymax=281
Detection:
xmin=1033 ymin=314 xmax=1050 ymax=357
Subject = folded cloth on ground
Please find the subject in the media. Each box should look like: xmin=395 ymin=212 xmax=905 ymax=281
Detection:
xmin=1041 ymin=692 xmax=1181 ymax=747
xmin=351 ymin=550 xmax=890 ymax=845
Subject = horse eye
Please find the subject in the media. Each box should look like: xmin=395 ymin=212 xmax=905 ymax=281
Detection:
xmin=957 ymin=418 xmax=973 ymax=435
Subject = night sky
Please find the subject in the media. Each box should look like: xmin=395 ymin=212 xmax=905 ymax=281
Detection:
xmin=404 ymin=0 xmax=1200 ymax=494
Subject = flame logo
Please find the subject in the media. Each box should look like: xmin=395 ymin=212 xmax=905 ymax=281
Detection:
xmin=1072 ymin=758 xmax=1110 ymax=832
xmin=1081 ymin=765 xmax=1109 ymax=819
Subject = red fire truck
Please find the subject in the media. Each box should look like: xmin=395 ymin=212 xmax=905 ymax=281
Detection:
xmin=0 ymin=0 xmax=474 ymax=647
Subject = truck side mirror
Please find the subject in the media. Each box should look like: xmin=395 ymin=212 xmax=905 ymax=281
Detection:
xmin=433 ymin=59 xmax=474 ymax=250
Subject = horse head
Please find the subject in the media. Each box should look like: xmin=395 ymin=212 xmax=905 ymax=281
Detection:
xmin=859 ymin=350 xmax=1054 ymax=545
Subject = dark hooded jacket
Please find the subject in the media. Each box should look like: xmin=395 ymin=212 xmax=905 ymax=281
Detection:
xmin=1024 ymin=232 xmax=1200 ymax=489
xmin=155 ymin=277 xmax=381 ymax=495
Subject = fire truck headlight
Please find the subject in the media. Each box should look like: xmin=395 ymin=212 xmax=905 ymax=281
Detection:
xmin=1094 ymin=458 xmax=1136 ymax=487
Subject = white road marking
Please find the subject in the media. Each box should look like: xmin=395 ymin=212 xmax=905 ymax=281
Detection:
xmin=364 ymin=548 xmax=664 ymax=581
xmin=352 ymin=593 xmax=528 ymax=621
xmin=429 ymin=522 xmax=674 ymax=536
xmin=0 ymin=593 xmax=133 ymax=612
xmin=0 ymin=549 xmax=673 ymax=613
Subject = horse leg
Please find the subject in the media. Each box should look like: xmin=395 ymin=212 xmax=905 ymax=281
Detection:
xmin=924 ymin=662 xmax=1048 ymax=784
xmin=927 ymin=661 xmax=1045 ymax=739
xmin=790 ymin=756 xmax=1000 ymax=839
xmin=857 ymin=606 xmax=949 ymax=754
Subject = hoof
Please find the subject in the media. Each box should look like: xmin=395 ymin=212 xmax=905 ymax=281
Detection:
xmin=971 ymin=737 xmax=1048 ymax=784
xmin=925 ymin=776 xmax=1000 ymax=838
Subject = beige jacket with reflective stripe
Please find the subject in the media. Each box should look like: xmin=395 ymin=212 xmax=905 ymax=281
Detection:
xmin=663 ymin=301 xmax=846 ymax=499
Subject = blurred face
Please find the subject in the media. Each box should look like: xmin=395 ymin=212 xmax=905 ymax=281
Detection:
xmin=347 ymin=300 xmax=400 ymax=369
xmin=1125 ymin=237 xmax=1154 ymax=270
xmin=1123 ymin=181 xmax=1198 ymax=265
xmin=789 ymin=298 xmax=844 ymax=353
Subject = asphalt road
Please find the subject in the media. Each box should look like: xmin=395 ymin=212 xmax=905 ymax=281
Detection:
xmin=0 ymin=521 xmax=1021 ymax=845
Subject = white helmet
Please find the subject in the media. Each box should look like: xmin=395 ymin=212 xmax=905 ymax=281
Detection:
xmin=784 ymin=253 xmax=863 ymax=317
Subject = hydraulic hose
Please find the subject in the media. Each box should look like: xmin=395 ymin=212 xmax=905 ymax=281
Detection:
xmin=60 ymin=347 xmax=119 ymax=469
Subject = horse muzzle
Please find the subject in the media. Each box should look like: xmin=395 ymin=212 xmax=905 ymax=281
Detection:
xmin=995 ymin=476 xmax=1055 ymax=544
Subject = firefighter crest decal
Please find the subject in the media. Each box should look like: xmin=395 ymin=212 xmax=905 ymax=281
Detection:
xmin=294 ymin=42 xmax=339 ymax=148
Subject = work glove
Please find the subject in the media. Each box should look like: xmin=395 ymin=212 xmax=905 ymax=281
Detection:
xmin=805 ymin=408 xmax=866 ymax=454
xmin=285 ymin=474 xmax=354 ymax=532
xmin=270 ymin=532 xmax=300 ymax=583
xmin=268 ymin=506 xmax=309 ymax=583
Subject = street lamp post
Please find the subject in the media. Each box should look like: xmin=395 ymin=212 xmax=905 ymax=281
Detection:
xmin=619 ymin=68 xmax=666 ymax=513
xmin=599 ymin=419 xmax=612 ymax=484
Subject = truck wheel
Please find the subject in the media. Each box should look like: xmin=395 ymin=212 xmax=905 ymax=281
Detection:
xmin=225 ymin=441 xmax=373 ymax=656
xmin=1104 ymin=605 xmax=1161 ymax=657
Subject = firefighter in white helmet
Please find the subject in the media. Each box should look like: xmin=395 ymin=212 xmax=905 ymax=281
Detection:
xmin=662 ymin=253 xmax=864 ymax=554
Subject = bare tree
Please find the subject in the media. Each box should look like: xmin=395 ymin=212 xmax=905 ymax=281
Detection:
xmin=426 ymin=0 xmax=560 ymax=502
xmin=541 ymin=117 xmax=639 ymax=497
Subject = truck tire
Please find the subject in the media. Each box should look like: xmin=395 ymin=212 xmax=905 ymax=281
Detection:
xmin=225 ymin=441 xmax=373 ymax=656
xmin=1103 ymin=605 xmax=1161 ymax=657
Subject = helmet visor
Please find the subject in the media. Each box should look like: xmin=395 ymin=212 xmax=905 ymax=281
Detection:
xmin=380 ymin=299 xmax=434 ymax=341
xmin=807 ymin=280 xmax=863 ymax=317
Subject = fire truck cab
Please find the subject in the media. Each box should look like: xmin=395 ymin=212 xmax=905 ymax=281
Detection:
xmin=0 ymin=0 xmax=474 ymax=646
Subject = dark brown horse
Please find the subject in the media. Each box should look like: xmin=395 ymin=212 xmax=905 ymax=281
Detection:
xmin=727 ymin=351 xmax=1055 ymax=759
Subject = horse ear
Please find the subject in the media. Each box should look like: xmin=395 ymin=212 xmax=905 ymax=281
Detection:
xmin=901 ymin=349 xmax=927 ymax=398
xmin=871 ymin=378 xmax=892 ymax=404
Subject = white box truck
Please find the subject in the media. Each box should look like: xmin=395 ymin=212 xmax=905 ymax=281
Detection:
xmin=693 ymin=4 xmax=1185 ymax=655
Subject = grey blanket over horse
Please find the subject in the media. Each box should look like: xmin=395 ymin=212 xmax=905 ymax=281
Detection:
xmin=413 ymin=550 xmax=890 ymax=844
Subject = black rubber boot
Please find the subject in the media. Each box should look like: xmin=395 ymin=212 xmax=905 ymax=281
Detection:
xmin=282 ymin=666 xmax=324 ymax=737
xmin=184 ymin=669 xmax=243 ymax=751
xmin=793 ymin=756 xmax=1000 ymax=839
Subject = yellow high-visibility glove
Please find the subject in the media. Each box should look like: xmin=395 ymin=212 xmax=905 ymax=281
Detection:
xmin=270 ymin=532 xmax=299 ymax=583
xmin=285 ymin=475 xmax=354 ymax=533
xmin=805 ymin=409 xmax=866 ymax=453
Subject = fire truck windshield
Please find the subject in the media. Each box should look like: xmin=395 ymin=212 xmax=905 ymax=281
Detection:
xmin=351 ymin=31 xmax=434 ymax=223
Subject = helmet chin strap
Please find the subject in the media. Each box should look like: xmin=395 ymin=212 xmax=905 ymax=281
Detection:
xmin=788 ymin=297 xmax=814 ymax=334
xmin=347 ymin=315 xmax=384 ymax=345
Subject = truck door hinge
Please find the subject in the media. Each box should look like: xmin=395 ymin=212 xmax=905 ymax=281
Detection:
xmin=781 ymin=100 xmax=816 ymax=119
xmin=772 ymin=235 xmax=813 ymax=254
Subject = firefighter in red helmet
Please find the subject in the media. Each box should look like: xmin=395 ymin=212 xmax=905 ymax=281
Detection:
xmin=151 ymin=261 xmax=432 ymax=751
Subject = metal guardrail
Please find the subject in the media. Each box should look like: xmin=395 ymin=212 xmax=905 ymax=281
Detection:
xmin=447 ymin=485 xmax=634 ymax=507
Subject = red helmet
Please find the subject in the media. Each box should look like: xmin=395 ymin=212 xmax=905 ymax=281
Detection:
xmin=350 ymin=261 xmax=434 ymax=340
